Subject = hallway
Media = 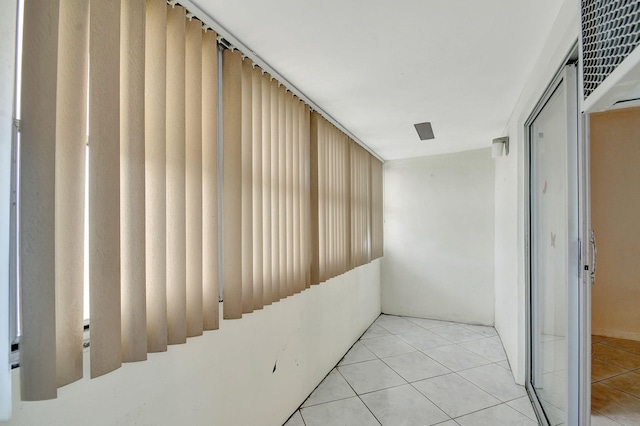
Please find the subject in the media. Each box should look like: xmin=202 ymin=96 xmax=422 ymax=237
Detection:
xmin=285 ymin=314 xmax=537 ymax=426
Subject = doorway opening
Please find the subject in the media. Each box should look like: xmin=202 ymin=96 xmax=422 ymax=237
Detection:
xmin=588 ymin=106 xmax=640 ymax=425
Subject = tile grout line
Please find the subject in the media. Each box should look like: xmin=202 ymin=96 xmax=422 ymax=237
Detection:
xmin=594 ymin=380 xmax=640 ymax=403
xmin=384 ymin=315 xmax=525 ymax=423
xmin=591 ymin=410 xmax=625 ymax=426
xmin=340 ymin=338 xmax=389 ymax=426
xmin=298 ymin=315 xmax=524 ymax=426
xmin=296 ymin=315 xmax=382 ymax=422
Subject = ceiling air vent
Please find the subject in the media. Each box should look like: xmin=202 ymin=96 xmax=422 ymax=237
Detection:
xmin=581 ymin=0 xmax=640 ymax=111
xmin=414 ymin=122 xmax=435 ymax=140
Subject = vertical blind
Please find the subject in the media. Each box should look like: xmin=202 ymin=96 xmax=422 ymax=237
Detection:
xmin=17 ymin=0 xmax=382 ymax=401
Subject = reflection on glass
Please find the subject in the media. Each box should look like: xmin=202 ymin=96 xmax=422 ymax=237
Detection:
xmin=531 ymin=82 xmax=568 ymax=426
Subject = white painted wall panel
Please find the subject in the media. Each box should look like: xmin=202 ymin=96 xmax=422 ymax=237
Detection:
xmin=494 ymin=0 xmax=579 ymax=384
xmin=382 ymin=149 xmax=495 ymax=325
xmin=4 ymin=261 xmax=380 ymax=425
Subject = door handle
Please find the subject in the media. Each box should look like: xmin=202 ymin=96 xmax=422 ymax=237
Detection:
xmin=590 ymin=230 xmax=597 ymax=284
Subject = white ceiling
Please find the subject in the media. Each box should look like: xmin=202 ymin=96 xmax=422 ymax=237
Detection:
xmin=191 ymin=0 xmax=564 ymax=161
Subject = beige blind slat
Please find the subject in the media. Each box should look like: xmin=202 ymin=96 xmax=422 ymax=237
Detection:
xmin=166 ymin=4 xmax=187 ymax=344
xmin=292 ymin=97 xmax=300 ymax=293
xmin=344 ymin=138 xmax=351 ymax=273
xmin=329 ymin=127 xmax=335 ymax=278
xmin=222 ymin=49 xmax=243 ymax=319
xmin=19 ymin=0 xmax=60 ymax=401
xmin=303 ymin=107 xmax=311 ymax=288
xmin=297 ymin=102 xmax=306 ymax=289
xmin=365 ymin=154 xmax=372 ymax=262
xmin=202 ymin=29 xmax=219 ymax=330
xmin=337 ymin=134 xmax=343 ymax=274
xmin=120 ymin=0 xmax=147 ymax=362
xmin=324 ymin=125 xmax=329 ymax=280
xmin=89 ymin=0 xmax=122 ymax=378
xmin=251 ymin=66 xmax=263 ymax=310
xmin=261 ymin=72 xmax=272 ymax=305
xmin=241 ymin=58 xmax=253 ymax=313
xmin=309 ymin=113 xmax=320 ymax=285
xmin=285 ymin=94 xmax=295 ymax=293
xmin=277 ymin=85 xmax=287 ymax=297
xmin=319 ymin=118 xmax=327 ymax=282
xmin=270 ymin=79 xmax=281 ymax=302
xmin=371 ymin=156 xmax=384 ymax=259
xmin=349 ymin=143 xmax=374 ymax=267
xmin=339 ymin=134 xmax=345 ymax=272
xmin=331 ymin=129 xmax=336 ymax=277
xmin=144 ymin=0 xmax=168 ymax=352
xmin=55 ymin=0 xmax=89 ymax=387
xmin=186 ymin=17 xmax=203 ymax=337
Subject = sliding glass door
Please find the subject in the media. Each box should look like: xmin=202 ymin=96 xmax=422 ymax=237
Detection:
xmin=527 ymin=63 xmax=583 ymax=426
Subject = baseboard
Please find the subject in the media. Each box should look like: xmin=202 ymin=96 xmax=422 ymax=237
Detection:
xmin=592 ymin=328 xmax=640 ymax=341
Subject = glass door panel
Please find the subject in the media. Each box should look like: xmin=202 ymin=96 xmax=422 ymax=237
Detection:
xmin=528 ymin=64 xmax=580 ymax=426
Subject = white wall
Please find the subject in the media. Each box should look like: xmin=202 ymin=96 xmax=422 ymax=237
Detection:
xmin=2 ymin=261 xmax=380 ymax=426
xmin=0 ymin=0 xmax=18 ymax=420
xmin=590 ymin=108 xmax=640 ymax=340
xmin=494 ymin=0 xmax=578 ymax=384
xmin=381 ymin=149 xmax=494 ymax=325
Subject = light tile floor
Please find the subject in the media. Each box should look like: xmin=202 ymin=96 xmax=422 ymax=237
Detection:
xmin=591 ymin=335 xmax=640 ymax=425
xmin=284 ymin=314 xmax=538 ymax=426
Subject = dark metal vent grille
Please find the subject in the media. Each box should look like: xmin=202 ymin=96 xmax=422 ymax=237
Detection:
xmin=582 ymin=0 xmax=640 ymax=98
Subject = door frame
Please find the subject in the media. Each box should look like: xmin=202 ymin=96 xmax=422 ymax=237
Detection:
xmin=524 ymin=47 xmax=590 ymax=425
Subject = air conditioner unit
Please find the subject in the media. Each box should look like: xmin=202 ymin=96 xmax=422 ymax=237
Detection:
xmin=580 ymin=0 xmax=640 ymax=112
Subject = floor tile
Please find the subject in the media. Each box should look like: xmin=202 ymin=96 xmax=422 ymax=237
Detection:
xmin=602 ymin=370 xmax=640 ymax=398
xmin=360 ymin=335 xmax=416 ymax=358
xmin=459 ymin=337 xmax=507 ymax=362
xmin=542 ymin=338 xmax=567 ymax=373
xmin=539 ymin=397 xmax=567 ymax=426
xmin=413 ymin=373 xmax=500 ymax=418
xmin=338 ymin=359 xmax=405 ymax=394
xmin=375 ymin=317 xmax=424 ymax=334
xmin=592 ymin=382 xmax=640 ymax=425
xmin=430 ymin=325 xmax=484 ymax=343
xmin=404 ymin=316 xmax=454 ymax=329
xmin=497 ymin=360 xmax=511 ymax=371
xmin=339 ymin=342 xmax=377 ymax=366
xmin=423 ymin=344 xmax=492 ymax=372
xmin=283 ymin=410 xmax=305 ymax=426
xmin=603 ymin=338 xmax=640 ymax=356
xmin=361 ymin=324 xmax=391 ymax=340
xmin=593 ymin=343 xmax=640 ymax=370
xmin=300 ymin=397 xmax=380 ymax=426
xmin=593 ymin=335 xmax=613 ymax=344
xmin=375 ymin=314 xmax=403 ymax=324
xmin=382 ymin=351 xmax=450 ymax=382
xmin=455 ymin=403 xmax=537 ymax=426
xmin=541 ymin=333 xmax=565 ymax=342
xmin=592 ymin=358 xmax=629 ymax=382
xmin=360 ymin=384 xmax=449 ymax=426
xmin=538 ymin=371 xmax=567 ymax=413
xmin=460 ymin=324 xmax=498 ymax=337
xmin=294 ymin=318 xmax=525 ymax=426
xmin=591 ymin=411 xmax=624 ymax=425
xmin=302 ymin=369 xmax=356 ymax=407
xmin=507 ymin=396 xmax=537 ymax=421
xmin=458 ymin=364 xmax=527 ymax=402
xmin=397 ymin=329 xmax=452 ymax=351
